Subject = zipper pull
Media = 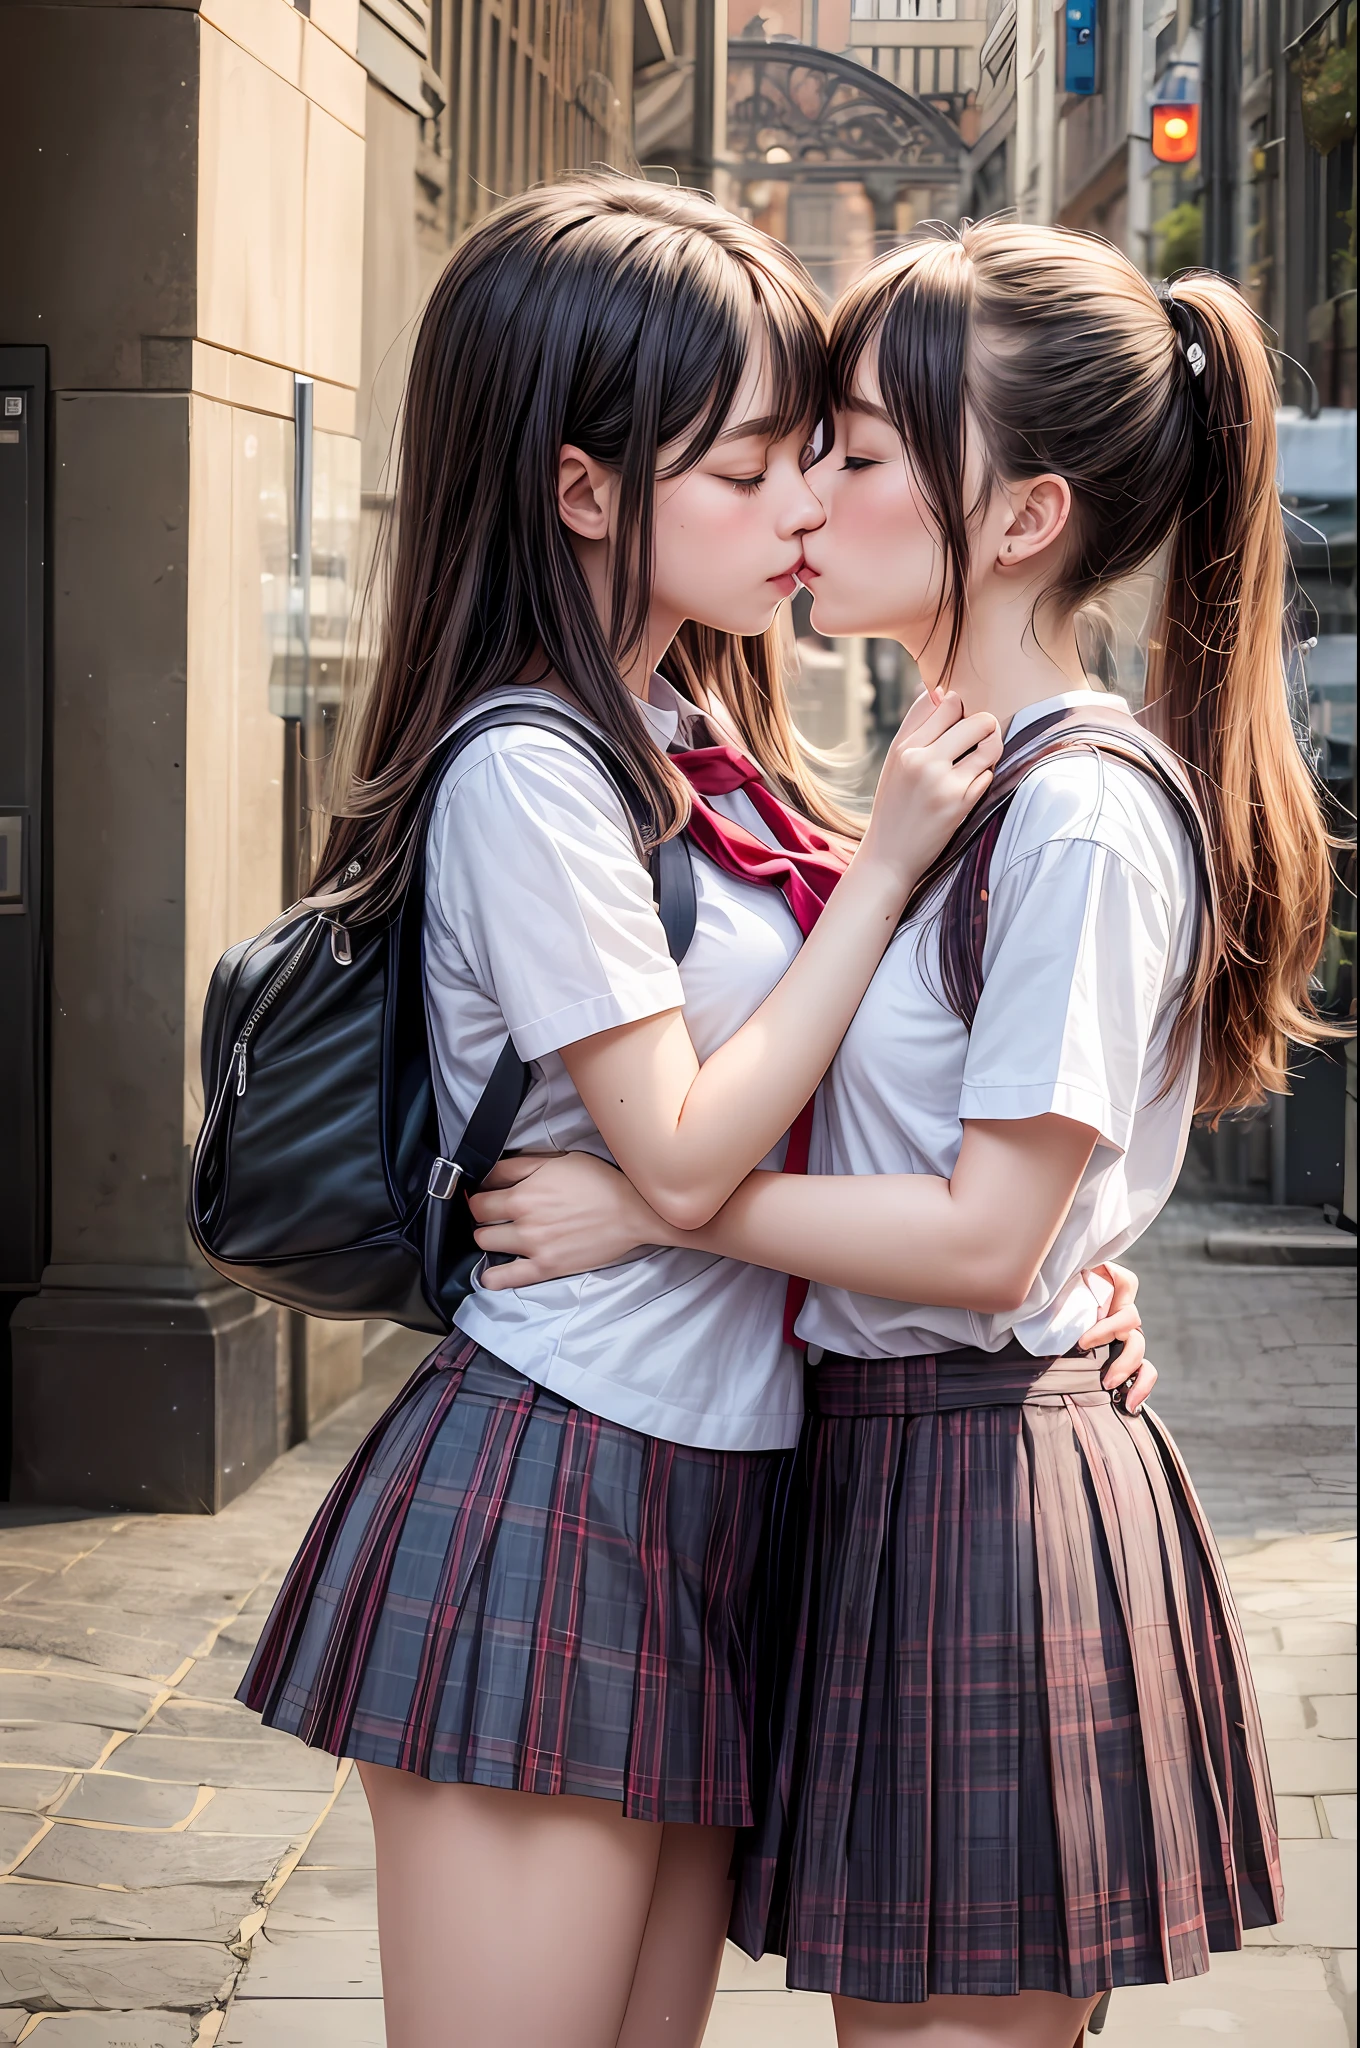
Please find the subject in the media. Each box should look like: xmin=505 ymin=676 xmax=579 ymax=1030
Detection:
xmin=234 ymin=1041 xmax=249 ymax=1096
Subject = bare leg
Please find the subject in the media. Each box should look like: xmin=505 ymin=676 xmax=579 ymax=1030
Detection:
xmin=359 ymin=1762 xmax=664 ymax=2048
xmin=832 ymin=1989 xmax=1100 ymax=2048
xmin=615 ymin=1823 xmax=736 ymax=2048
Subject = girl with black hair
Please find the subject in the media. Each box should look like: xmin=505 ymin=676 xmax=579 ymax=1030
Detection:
xmin=238 ymin=177 xmax=1043 ymax=2047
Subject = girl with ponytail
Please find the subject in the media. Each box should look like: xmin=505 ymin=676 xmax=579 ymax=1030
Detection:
xmin=476 ymin=223 xmax=1337 ymax=2045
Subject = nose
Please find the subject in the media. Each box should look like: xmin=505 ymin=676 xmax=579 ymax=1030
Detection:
xmin=784 ymin=467 xmax=826 ymax=540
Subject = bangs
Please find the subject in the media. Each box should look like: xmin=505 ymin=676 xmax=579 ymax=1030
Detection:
xmin=828 ymin=232 xmax=972 ymax=416
xmin=755 ymin=260 xmax=830 ymax=443
xmin=660 ymin=238 xmax=828 ymax=479
xmin=827 ymin=266 xmax=898 ymax=415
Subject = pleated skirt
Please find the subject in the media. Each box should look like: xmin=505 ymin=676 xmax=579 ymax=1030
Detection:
xmin=730 ymin=1347 xmax=1284 ymax=2004
xmin=240 ymin=1337 xmax=783 ymax=1825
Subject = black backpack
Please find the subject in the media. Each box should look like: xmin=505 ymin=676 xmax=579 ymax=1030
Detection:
xmin=188 ymin=702 xmax=697 ymax=1335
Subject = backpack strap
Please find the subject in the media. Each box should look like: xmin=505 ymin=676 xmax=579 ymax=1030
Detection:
xmin=421 ymin=701 xmax=696 ymax=1289
xmin=902 ymin=704 xmax=1218 ymax=1030
xmin=427 ymin=697 xmax=697 ymax=957
xmin=650 ymin=833 xmax=699 ymax=960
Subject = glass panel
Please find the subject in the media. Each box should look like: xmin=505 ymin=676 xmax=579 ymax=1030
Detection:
xmin=311 ymin=431 xmax=363 ymax=729
xmin=266 ymin=399 xmax=362 ymax=898
xmin=256 ymin=420 xmax=296 ymax=729
xmin=234 ymin=411 xmax=292 ymax=924
xmin=301 ymin=429 xmax=363 ymax=884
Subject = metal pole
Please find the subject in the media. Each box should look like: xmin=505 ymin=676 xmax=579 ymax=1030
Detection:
xmin=1270 ymin=1091 xmax=1289 ymax=1207
xmin=1202 ymin=0 xmax=1241 ymax=274
xmin=693 ymin=0 xmax=715 ymax=185
xmin=294 ymin=375 xmax=315 ymax=622
xmin=285 ymin=372 xmax=317 ymax=1442
xmin=282 ymin=375 xmax=315 ymax=908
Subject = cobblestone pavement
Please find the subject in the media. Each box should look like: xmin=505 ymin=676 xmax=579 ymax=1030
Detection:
xmin=1122 ymin=1202 xmax=1356 ymax=1540
xmin=0 ymin=1202 xmax=1353 ymax=2046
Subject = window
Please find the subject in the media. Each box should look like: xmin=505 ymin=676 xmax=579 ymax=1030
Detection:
xmin=851 ymin=0 xmax=958 ymax=20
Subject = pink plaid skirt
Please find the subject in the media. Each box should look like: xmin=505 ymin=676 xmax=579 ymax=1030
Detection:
xmin=241 ymin=1338 xmax=783 ymax=1824
xmin=731 ymin=1346 xmax=1284 ymax=2003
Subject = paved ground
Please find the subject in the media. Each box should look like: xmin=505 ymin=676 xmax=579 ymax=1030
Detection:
xmin=0 ymin=1200 xmax=1353 ymax=2046
xmin=1124 ymin=1201 xmax=1356 ymax=1539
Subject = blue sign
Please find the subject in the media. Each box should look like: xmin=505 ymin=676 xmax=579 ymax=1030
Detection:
xmin=1065 ymin=0 xmax=1097 ymax=94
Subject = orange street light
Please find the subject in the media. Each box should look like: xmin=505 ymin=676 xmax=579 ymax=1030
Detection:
xmin=1152 ymin=103 xmax=1200 ymax=162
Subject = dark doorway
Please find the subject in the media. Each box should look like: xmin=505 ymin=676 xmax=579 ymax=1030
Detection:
xmin=0 ymin=347 xmax=49 ymax=1499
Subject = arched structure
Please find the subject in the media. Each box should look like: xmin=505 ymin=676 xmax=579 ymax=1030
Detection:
xmin=725 ymin=39 xmax=964 ymax=189
xmin=714 ymin=35 xmax=964 ymax=766
xmin=719 ymin=35 xmax=964 ymax=310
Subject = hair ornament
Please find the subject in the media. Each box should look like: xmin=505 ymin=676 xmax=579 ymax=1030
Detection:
xmin=1157 ymin=286 xmax=1208 ymax=378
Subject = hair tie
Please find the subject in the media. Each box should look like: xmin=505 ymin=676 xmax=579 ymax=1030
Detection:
xmin=1158 ymin=287 xmax=1207 ymax=378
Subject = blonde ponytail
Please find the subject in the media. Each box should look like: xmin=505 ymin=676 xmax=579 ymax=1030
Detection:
xmin=1145 ymin=275 xmax=1340 ymax=1116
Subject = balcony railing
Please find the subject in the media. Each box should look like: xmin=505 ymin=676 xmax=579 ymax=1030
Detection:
xmin=851 ymin=0 xmax=959 ymax=18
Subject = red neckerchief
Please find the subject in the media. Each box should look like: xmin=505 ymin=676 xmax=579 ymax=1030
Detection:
xmin=669 ymin=742 xmax=849 ymax=1344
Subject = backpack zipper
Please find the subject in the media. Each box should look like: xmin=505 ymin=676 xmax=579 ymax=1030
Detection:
xmin=231 ymin=920 xmax=322 ymax=1097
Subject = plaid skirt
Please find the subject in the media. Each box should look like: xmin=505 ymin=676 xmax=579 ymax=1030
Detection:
xmin=240 ymin=1337 xmax=782 ymax=1824
xmin=731 ymin=1346 xmax=1284 ymax=2004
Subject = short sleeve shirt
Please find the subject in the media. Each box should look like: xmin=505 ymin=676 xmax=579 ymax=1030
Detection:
xmin=424 ymin=682 xmax=805 ymax=1451
xmin=797 ymin=689 xmax=1203 ymax=1361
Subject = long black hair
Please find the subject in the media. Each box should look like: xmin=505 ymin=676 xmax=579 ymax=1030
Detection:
xmin=317 ymin=173 xmax=840 ymax=922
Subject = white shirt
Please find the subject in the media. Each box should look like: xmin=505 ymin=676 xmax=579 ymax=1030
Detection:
xmin=797 ymin=689 xmax=1202 ymax=1361
xmin=424 ymin=680 xmax=805 ymax=1451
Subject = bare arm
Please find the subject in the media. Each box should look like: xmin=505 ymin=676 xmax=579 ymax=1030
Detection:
xmin=651 ymin=1116 xmax=1099 ymax=1311
xmin=470 ymin=1121 xmax=1159 ymax=1409
xmin=474 ymin=1116 xmax=1097 ymax=1313
xmin=471 ymin=1138 xmax=1155 ymax=1409
xmin=559 ymin=696 xmax=1000 ymax=1228
xmin=562 ymin=857 xmax=904 ymax=1230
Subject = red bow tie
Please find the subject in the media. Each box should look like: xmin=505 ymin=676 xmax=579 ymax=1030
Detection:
xmin=669 ymin=744 xmax=847 ymax=937
xmin=669 ymin=742 xmax=850 ymax=1344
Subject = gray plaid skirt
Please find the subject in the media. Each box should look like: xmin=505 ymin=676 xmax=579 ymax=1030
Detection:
xmin=731 ymin=1346 xmax=1284 ymax=2004
xmin=240 ymin=1337 xmax=784 ymax=1824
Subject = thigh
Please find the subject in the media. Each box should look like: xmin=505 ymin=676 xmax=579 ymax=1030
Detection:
xmin=358 ymin=1761 xmax=663 ymax=2048
xmin=615 ymin=1824 xmax=736 ymax=2048
xmin=832 ymin=1989 xmax=1099 ymax=2048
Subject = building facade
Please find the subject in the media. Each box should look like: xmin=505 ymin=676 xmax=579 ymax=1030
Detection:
xmin=1242 ymin=0 xmax=1356 ymax=409
xmin=2 ymin=0 xmax=1349 ymax=1516
xmin=969 ymin=0 xmax=1160 ymax=249
xmin=0 ymin=0 xmax=634 ymax=1510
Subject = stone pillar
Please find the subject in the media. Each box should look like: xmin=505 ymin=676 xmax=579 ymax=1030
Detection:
xmin=4 ymin=0 xmax=366 ymax=1511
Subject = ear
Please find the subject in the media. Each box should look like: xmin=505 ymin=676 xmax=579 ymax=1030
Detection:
xmin=996 ymin=474 xmax=1072 ymax=570
xmin=557 ymin=444 xmax=616 ymax=543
